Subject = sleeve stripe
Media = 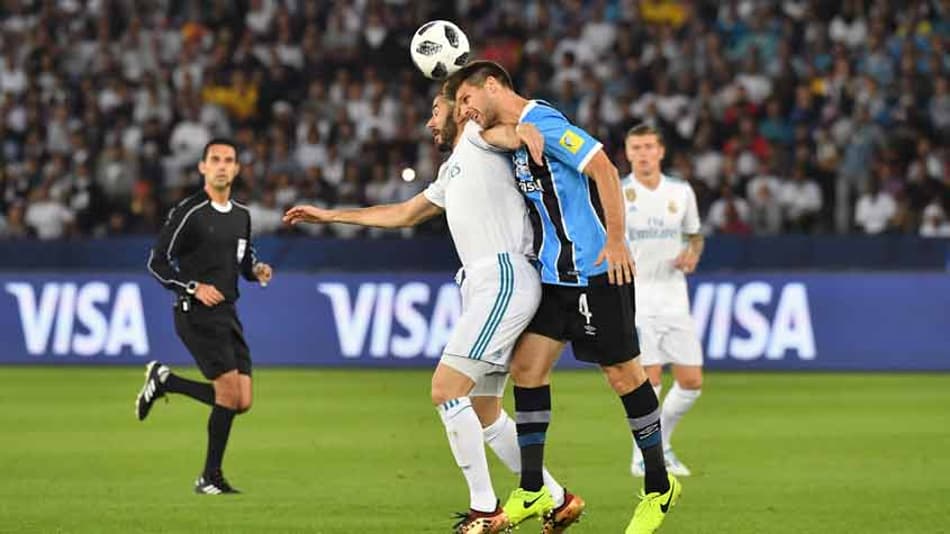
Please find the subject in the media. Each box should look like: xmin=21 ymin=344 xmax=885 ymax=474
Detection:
xmin=518 ymin=100 xmax=538 ymax=123
xmin=146 ymin=249 xmax=187 ymax=288
xmin=166 ymin=200 xmax=209 ymax=262
xmin=576 ymin=141 xmax=603 ymax=173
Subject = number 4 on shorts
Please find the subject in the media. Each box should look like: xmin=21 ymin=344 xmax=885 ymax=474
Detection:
xmin=578 ymin=293 xmax=593 ymax=325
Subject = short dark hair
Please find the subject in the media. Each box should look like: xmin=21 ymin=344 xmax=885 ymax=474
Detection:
xmin=201 ymin=138 xmax=239 ymax=161
xmin=625 ymin=124 xmax=664 ymax=145
xmin=444 ymin=60 xmax=514 ymax=99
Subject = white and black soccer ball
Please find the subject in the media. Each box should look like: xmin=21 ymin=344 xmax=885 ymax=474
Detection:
xmin=410 ymin=20 xmax=471 ymax=80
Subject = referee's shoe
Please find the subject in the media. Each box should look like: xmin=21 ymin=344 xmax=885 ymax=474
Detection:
xmin=195 ymin=470 xmax=241 ymax=495
xmin=135 ymin=360 xmax=168 ymax=421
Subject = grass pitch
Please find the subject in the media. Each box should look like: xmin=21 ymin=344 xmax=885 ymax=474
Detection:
xmin=1 ymin=367 xmax=948 ymax=533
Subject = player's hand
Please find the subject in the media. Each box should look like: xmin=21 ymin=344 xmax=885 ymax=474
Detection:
xmin=253 ymin=262 xmax=273 ymax=286
xmin=673 ymin=249 xmax=699 ymax=274
xmin=516 ymin=123 xmax=544 ymax=165
xmin=195 ymin=283 xmax=225 ymax=307
xmin=283 ymin=205 xmax=333 ymax=225
xmin=595 ymin=236 xmax=635 ymax=285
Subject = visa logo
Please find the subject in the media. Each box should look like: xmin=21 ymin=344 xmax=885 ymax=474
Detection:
xmin=317 ymin=282 xmax=460 ymax=359
xmin=5 ymin=282 xmax=149 ymax=356
xmin=692 ymin=282 xmax=816 ymax=360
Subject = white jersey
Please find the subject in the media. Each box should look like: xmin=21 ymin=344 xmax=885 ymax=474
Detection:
xmin=424 ymin=121 xmax=533 ymax=267
xmin=623 ymin=173 xmax=701 ymax=317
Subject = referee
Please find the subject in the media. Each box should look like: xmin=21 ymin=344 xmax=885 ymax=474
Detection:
xmin=136 ymin=138 xmax=273 ymax=495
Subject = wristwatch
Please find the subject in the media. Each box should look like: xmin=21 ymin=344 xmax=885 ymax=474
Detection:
xmin=185 ymin=281 xmax=199 ymax=295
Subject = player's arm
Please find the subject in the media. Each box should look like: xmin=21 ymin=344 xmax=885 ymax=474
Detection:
xmin=240 ymin=217 xmax=272 ymax=285
xmin=147 ymin=203 xmax=193 ymax=292
xmin=582 ymin=150 xmax=635 ymax=284
xmin=674 ymin=185 xmax=704 ymax=274
xmin=674 ymin=234 xmax=704 ymax=274
xmin=480 ymin=123 xmax=544 ymax=164
xmin=283 ymin=193 xmax=443 ymax=229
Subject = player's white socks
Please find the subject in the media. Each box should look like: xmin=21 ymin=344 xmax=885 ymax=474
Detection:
xmin=438 ymin=397 xmax=497 ymax=513
xmin=483 ymin=410 xmax=565 ymax=508
xmin=661 ymin=383 xmax=702 ymax=452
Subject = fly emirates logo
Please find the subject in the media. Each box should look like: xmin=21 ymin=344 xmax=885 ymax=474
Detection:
xmin=5 ymin=282 xmax=149 ymax=357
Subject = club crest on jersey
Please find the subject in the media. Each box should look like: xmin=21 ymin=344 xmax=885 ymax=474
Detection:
xmin=668 ymin=200 xmax=678 ymax=214
xmin=559 ymin=129 xmax=585 ymax=154
xmin=236 ymin=238 xmax=247 ymax=262
xmin=625 ymin=188 xmax=637 ymax=202
xmin=449 ymin=164 xmax=461 ymax=178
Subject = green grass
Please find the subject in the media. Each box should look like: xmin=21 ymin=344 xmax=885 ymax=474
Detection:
xmin=1 ymin=368 xmax=949 ymax=533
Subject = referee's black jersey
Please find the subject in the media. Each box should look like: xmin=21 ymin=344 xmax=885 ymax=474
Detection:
xmin=148 ymin=190 xmax=260 ymax=303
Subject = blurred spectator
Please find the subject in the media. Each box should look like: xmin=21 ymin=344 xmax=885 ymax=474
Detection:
xmin=247 ymin=190 xmax=284 ymax=236
xmin=919 ymin=197 xmax=950 ymax=237
xmin=25 ymin=186 xmax=74 ymax=240
xmin=707 ymin=185 xmax=751 ymax=235
xmin=0 ymin=1 xmax=945 ymax=241
xmin=0 ymin=202 xmax=31 ymax=238
xmin=746 ymin=165 xmax=783 ymax=235
xmin=780 ymin=166 xmax=824 ymax=233
xmin=854 ymin=178 xmax=897 ymax=234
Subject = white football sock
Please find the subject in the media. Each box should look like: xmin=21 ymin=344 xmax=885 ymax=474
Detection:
xmin=661 ymin=383 xmax=702 ymax=452
xmin=438 ymin=397 xmax=497 ymax=512
xmin=633 ymin=384 xmax=663 ymax=462
xmin=483 ymin=410 xmax=565 ymax=508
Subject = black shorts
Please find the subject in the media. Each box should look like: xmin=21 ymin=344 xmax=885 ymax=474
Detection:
xmin=174 ymin=298 xmax=252 ymax=380
xmin=526 ymin=274 xmax=640 ymax=365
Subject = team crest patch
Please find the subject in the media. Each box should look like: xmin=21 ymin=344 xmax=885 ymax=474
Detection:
xmin=625 ymin=188 xmax=637 ymax=202
xmin=236 ymin=238 xmax=247 ymax=262
xmin=668 ymin=200 xmax=678 ymax=214
xmin=558 ymin=129 xmax=585 ymax=154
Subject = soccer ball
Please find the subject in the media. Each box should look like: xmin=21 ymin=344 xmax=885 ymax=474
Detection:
xmin=410 ymin=20 xmax=471 ymax=80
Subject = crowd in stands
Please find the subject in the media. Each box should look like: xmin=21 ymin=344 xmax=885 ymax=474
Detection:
xmin=0 ymin=0 xmax=947 ymax=240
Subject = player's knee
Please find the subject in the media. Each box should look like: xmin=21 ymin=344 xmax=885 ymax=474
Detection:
xmin=430 ymin=383 xmax=453 ymax=406
xmin=236 ymin=398 xmax=252 ymax=414
xmin=509 ymin=358 xmax=547 ymax=387
xmin=606 ymin=373 xmax=638 ymax=394
xmin=602 ymin=362 xmax=647 ymax=394
xmin=677 ymin=375 xmax=703 ymax=390
xmin=215 ymin=395 xmax=241 ymax=410
xmin=213 ymin=378 xmax=242 ymax=409
xmin=470 ymin=396 xmax=502 ymax=427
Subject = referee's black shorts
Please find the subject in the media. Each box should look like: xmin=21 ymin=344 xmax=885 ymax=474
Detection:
xmin=174 ymin=299 xmax=252 ymax=380
xmin=525 ymin=274 xmax=640 ymax=366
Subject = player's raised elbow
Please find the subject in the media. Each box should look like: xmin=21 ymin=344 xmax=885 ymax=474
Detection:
xmin=401 ymin=196 xmax=442 ymax=227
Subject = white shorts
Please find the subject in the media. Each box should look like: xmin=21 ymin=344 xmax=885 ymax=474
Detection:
xmin=441 ymin=355 xmax=509 ymax=397
xmin=636 ymin=313 xmax=703 ymax=367
xmin=442 ymin=252 xmax=541 ymax=371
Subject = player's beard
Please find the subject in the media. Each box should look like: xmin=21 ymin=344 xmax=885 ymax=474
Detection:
xmin=437 ymin=117 xmax=459 ymax=153
xmin=475 ymin=102 xmax=500 ymax=129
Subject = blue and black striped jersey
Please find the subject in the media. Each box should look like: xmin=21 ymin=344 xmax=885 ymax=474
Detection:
xmin=513 ymin=100 xmax=606 ymax=287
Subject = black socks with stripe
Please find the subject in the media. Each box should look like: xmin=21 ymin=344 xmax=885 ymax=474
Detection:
xmin=514 ymin=385 xmax=551 ymax=492
xmin=622 ymin=380 xmax=670 ymax=494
